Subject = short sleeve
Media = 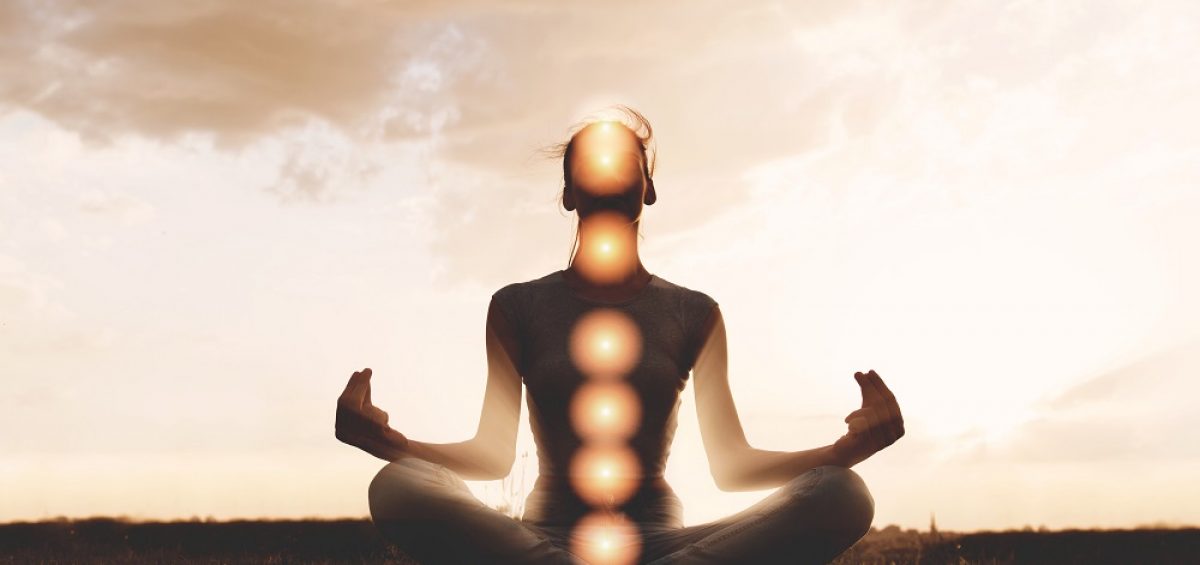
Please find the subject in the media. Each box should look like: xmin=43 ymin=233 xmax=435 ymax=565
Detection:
xmin=683 ymin=290 xmax=719 ymax=373
xmin=490 ymin=283 xmax=525 ymax=342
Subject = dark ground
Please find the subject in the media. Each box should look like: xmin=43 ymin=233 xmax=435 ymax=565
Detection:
xmin=1 ymin=518 xmax=1197 ymax=564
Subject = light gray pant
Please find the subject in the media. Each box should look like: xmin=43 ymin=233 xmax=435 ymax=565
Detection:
xmin=368 ymin=455 xmax=873 ymax=565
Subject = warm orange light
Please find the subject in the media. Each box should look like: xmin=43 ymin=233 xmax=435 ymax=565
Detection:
xmin=570 ymin=381 xmax=641 ymax=441
xmin=570 ymin=122 xmax=643 ymax=197
xmin=569 ymin=510 xmax=641 ymax=565
xmin=572 ymin=210 xmax=639 ymax=285
xmin=569 ymin=308 xmax=642 ymax=379
xmin=569 ymin=444 xmax=641 ymax=507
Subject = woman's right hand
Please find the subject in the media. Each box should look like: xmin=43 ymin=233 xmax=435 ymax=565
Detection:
xmin=335 ymin=368 xmax=410 ymax=461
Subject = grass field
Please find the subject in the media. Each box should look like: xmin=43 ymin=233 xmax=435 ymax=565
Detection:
xmin=1 ymin=518 xmax=1197 ymax=564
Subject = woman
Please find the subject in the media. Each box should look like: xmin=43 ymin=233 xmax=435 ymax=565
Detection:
xmin=335 ymin=107 xmax=905 ymax=564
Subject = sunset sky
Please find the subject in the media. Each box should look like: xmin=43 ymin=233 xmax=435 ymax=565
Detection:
xmin=2 ymin=0 xmax=1198 ymax=531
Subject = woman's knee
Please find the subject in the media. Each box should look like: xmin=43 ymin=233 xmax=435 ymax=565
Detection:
xmin=367 ymin=457 xmax=445 ymax=522
xmin=779 ymin=466 xmax=874 ymax=538
xmin=812 ymin=465 xmax=875 ymax=538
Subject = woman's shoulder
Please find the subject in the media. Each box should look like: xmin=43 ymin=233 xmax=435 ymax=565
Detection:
xmin=491 ymin=271 xmax=563 ymax=304
xmin=651 ymin=273 xmax=719 ymax=309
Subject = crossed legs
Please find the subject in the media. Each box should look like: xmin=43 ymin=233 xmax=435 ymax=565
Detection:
xmin=368 ymin=455 xmax=587 ymax=565
xmin=637 ymin=465 xmax=874 ymax=564
xmin=368 ymin=457 xmax=873 ymax=565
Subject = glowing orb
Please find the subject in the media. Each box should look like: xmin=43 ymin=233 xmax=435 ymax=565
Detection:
xmin=569 ymin=443 xmax=641 ymax=507
xmin=570 ymin=381 xmax=641 ymax=442
xmin=569 ymin=510 xmax=641 ymax=565
xmin=572 ymin=210 xmax=639 ymax=285
xmin=569 ymin=308 xmax=642 ymax=379
xmin=570 ymin=122 xmax=644 ymax=197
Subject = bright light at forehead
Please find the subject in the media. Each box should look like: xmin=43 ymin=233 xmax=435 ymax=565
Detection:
xmin=571 ymin=123 xmax=642 ymax=198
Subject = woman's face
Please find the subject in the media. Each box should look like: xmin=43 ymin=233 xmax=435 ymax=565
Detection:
xmin=566 ymin=122 xmax=651 ymax=220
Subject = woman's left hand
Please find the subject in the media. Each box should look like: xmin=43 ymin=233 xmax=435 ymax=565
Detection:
xmin=831 ymin=369 xmax=904 ymax=467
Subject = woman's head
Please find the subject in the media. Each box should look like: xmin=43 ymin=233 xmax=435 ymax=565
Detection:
xmin=549 ymin=106 xmax=657 ymax=221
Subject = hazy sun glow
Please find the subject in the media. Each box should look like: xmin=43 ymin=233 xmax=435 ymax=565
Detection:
xmin=1 ymin=0 xmax=1197 ymax=534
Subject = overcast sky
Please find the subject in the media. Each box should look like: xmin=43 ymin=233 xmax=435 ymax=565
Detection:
xmin=2 ymin=0 xmax=1198 ymax=530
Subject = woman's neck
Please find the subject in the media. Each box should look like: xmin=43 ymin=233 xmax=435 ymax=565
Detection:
xmin=565 ymin=213 xmax=649 ymax=299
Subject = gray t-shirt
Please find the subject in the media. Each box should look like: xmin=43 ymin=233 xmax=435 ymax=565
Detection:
xmin=491 ymin=269 xmax=718 ymax=527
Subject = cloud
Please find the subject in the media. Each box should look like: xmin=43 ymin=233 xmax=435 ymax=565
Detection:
xmin=6 ymin=1 xmax=430 ymax=143
xmin=1 ymin=0 xmax=497 ymax=201
xmin=6 ymin=0 xmax=1198 ymax=289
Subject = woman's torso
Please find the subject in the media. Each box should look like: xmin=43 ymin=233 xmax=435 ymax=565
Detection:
xmin=491 ymin=269 xmax=718 ymax=528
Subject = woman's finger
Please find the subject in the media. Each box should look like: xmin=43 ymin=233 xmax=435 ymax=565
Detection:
xmin=367 ymin=405 xmax=388 ymax=427
xmin=340 ymin=370 xmax=371 ymax=408
xmin=359 ymin=368 xmax=375 ymax=407
xmin=847 ymin=416 xmax=870 ymax=434
xmin=844 ymin=407 xmax=869 ymax=423
xmin=857 ymin=371 xmax=887 ymax=405
xmin=867 ymin=370 xmax=903 ymax=432
xmin=858 ymin=405 xmax=888 ymax=450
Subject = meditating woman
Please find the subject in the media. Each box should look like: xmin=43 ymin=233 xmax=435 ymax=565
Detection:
xmin=335 ymin=107 xmax=905 ymax=564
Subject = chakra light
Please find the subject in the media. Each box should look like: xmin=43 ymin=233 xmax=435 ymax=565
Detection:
xmin=570 ymin=121 xmax=644 ymax=197
xmin=568 ymin=443 xmax=642 ymax=508
xmin=569 ymin=509 xmax=641 ymax=565
xmin=571 ymin=210 xmax=639 ymax=285
xmin=570 ymin=380 xmax=641 ymax=442
xmin=568 ymin=307 xmax=642 ymax=380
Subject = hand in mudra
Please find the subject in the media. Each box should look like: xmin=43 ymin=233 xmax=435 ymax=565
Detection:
xmin=335 ymin=367 xmax=410 ymax=461
xmin=831 ymin=369 xmax=904 ymax=467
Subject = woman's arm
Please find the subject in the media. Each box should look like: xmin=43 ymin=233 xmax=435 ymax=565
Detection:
xmin=693 ymin=304 xmax=837 ymax=491
xmin=692 ymin=304 xmax=902 ymax=492
xmin=335 ymin=297 xmax=524 ymax=481
xmin=404 ymin=297 xmax=524 ymax=480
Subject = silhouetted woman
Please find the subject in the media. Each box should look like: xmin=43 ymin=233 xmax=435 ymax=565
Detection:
xmin=335 ymin=107 xmax=905 ymax=564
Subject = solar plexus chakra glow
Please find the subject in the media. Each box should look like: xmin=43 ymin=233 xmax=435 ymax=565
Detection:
xmin=570 ymin=380 xmax=641 ymax=442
